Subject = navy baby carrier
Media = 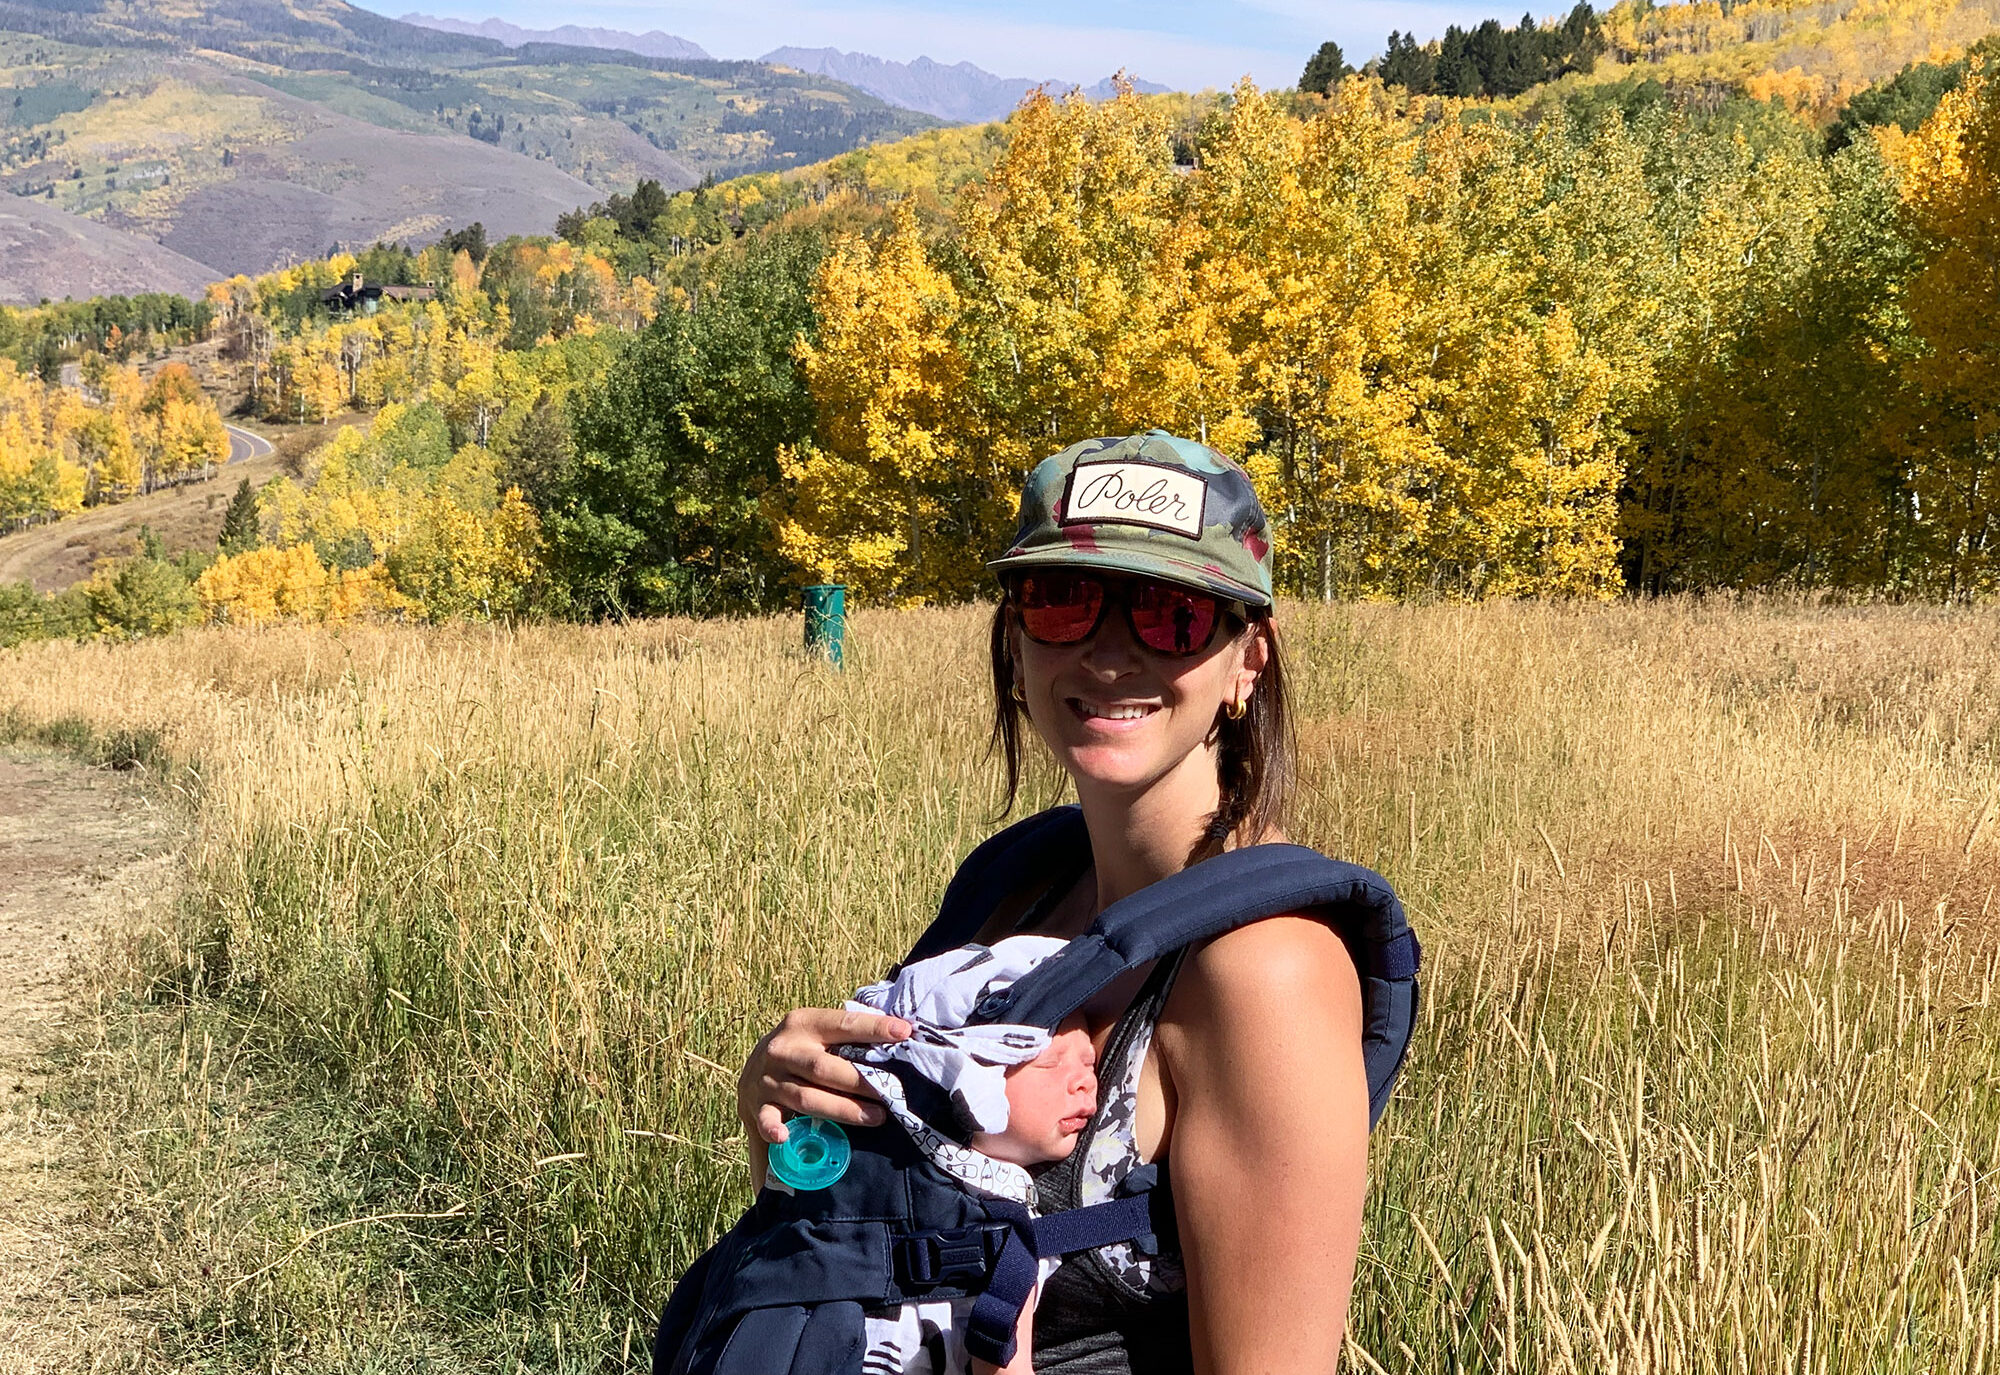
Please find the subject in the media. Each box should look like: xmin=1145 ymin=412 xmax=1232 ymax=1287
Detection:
xmin=652 ymin=805 xmax=1420 ymax=1375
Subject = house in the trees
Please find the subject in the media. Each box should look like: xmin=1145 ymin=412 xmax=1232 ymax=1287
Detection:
xmin=321 ymin=272 xmax=437 ymax=314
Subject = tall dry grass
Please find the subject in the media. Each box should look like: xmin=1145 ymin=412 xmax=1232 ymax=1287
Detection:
xmin=4 ymin=599 xmax=1998 ymax=1371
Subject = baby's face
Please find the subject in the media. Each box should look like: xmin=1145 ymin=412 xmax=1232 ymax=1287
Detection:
xmin=974 ymin=1020 xmax=1099 ymax=1167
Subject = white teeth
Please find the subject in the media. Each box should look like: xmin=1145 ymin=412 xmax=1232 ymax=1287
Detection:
xmin=1080 ymin=702 xmax=1154 ymax=720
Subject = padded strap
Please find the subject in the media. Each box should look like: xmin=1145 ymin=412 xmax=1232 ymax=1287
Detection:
xmin=971 ymin=842 xmax=1413 ymax=1028
xmin=713 ymin=1305 xmax=809 ymax=1375
xmin=790 ymin=1301 xmax=865 ymax=1374
xmin=906 ymin=807 xmax=1091 ymax=963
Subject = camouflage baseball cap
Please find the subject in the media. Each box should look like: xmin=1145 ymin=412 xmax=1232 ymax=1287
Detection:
xmin=987 ymin=431 xmax=1274 ymax=608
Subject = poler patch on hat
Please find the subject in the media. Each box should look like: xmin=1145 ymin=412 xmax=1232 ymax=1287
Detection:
xmin=987 ymin=431 xmax=1274 ymax=608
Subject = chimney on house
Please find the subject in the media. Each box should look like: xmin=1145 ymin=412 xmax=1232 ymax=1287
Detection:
xmin=351 ymin=270 xmax=364 ymax=293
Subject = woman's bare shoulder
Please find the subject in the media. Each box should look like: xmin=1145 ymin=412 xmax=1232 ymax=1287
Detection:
xmin=1151 ymin=913 xmax=1362 ymax=1096
xmin=1177 ymin=913 xmax=1360 ymax=1018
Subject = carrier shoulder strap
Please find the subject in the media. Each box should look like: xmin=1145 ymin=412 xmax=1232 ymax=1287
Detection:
xmin=904 ymin=806 xmax=1093 ymax=963
xmin=952 ymin=837 xmax=1420 ymax=1367
xmin=959 ymin=826 xmax=1422 ymax=1131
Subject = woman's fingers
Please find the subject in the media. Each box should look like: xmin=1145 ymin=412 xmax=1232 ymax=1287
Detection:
xmin=761 ymin=1008 xmax=909 ymax=1097
xmin=838 ymin=1007 xmax=914 ymax=1045
xmin=737 ymin=1006 xmax=911 ymax=1151
xmin=760 ymin=1075 xmax=889 ymax=1129
xmin=775 ymin=1006 xmax=912 ymax=1048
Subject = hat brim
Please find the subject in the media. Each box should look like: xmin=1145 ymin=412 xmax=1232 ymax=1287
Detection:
xmin=986 ymin=546 xmax=1272 ymax=610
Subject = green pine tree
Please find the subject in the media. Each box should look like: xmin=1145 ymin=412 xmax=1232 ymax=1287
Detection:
xmin=218 ymin=477 xmax=262 ymax=556
xmin=1300 ymin=41 xmax=1353 ymax=96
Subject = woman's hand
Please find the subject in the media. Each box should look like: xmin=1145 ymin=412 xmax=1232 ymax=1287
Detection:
xmin=738 ymin=1006 xmax=913 ymax=1154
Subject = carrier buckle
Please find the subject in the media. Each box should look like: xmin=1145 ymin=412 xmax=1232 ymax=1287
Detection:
xmin=894 ymin=1223 xmax=1009 ymax=1292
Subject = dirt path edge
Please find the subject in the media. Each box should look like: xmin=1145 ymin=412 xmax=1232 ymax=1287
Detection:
xmin=0 ymin=746 xmax=180 ymax=1373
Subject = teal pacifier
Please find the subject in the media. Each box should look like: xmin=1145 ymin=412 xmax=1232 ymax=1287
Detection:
xmin=768 ymin=1116 xmax=850 ymax=1191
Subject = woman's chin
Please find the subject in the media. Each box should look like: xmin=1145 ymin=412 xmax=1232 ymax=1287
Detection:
xmin=1055 ymin=739 xmax=1191 ymax=797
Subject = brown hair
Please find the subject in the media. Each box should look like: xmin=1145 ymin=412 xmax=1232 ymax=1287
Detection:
xmin=987 ymin=595 xmax=1296 ymax=867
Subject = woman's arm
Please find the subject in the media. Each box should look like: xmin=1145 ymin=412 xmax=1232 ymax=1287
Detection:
xmin=1157 ymin=915 xmax=1368 ymax=1375
xmin=737 ymin=1007 xmax=911 ymax=1187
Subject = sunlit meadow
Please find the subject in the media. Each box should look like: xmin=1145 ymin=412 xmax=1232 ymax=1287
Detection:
xmin=3 ymin=598 xmax=1997 ymax=1371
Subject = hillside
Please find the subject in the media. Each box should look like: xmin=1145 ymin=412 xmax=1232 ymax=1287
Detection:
xmin=1590 ymin=0 xmax=2000 ymax=109
xmin=1346 ymin=0 xmax=2000 ymax=118
xmin=0 ymin=0 xmax=938 ymax=277
xmin=0 ymin=193 xmax=215 ymax=304
xmin=0 ymin=47 xmax=604 ymax=277
xmin=0 ymin=437 xmax=290 ymax=591
xmin=0 ymin=0 xmax=935 ymax=187
xmin=400 ymin=13 xmax=710 ymax=61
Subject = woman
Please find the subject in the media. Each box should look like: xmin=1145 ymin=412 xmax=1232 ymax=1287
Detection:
xmin=739 ymin=432 xmax=1372 ymax=1373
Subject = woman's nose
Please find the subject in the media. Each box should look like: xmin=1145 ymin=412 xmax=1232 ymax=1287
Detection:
xmin=1078 ymin=597 xmax=1141 ymax=672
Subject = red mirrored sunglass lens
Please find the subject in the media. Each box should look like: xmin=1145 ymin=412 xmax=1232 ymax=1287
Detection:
xmin=1127 ymin=584 xmax=1220 ymax=655
xmin=1017 ymin=574 xmax=1104 ymax=644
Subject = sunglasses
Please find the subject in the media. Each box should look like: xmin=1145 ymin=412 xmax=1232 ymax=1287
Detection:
xmin=1011 ymin=571 xmax=1242 ymax=657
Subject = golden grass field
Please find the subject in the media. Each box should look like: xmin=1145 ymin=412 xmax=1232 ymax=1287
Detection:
xmin=1 ymin=598 xmax=1997 ymax=1372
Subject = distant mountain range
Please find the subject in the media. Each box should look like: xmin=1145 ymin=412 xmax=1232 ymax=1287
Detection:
xmin=760 ymin=48 xmax=1168 ymax=123
xmin=395 ymin=13 xmax=1164 ymax=124
xmin=0 ymin=0 xmax=937 ymax=301
xmin=399 ymin=12 xmax=711 ymax=60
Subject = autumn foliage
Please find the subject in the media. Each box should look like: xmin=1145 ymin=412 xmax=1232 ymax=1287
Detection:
xmin=16 ymin=48 xmax=2000 ymax=629
xmin=761 ymin=63 xmax=2000 ymax=602
xmin=0 ymin=358 xmax=229 ymax=527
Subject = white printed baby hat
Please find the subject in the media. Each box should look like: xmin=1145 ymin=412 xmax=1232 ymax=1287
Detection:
xmin=845 ymin=935 xmax=1069 ymax=1135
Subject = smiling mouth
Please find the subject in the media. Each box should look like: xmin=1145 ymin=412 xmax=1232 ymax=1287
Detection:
xmin=1067 ymin=698 xmax=1161 ymax=723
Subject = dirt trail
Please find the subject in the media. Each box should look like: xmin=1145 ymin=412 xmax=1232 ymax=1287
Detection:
xmin=0 ymin=748 xmax=179 ymax=1372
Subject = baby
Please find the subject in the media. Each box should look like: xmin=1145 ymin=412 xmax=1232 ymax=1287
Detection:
xmin=836 ymin=936 xmax=1099 ymax=1375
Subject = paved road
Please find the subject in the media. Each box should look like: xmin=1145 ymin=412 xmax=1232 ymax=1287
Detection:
xmin=0 ymin=429 xmax=287 ymax=592
xmin=225 ymin=423 xmax=274 ymax=464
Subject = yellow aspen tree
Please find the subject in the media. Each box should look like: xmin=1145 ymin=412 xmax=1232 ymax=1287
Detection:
xmin=954 ymin=82 xmax=1187 ymax=450
xmin=384 ymin=486 xmax=541 ymax=619
xmin=154 ymin=394 xmax=230 ymax=476
xmin=446 ymin=325 xmax=506 ymax=447
xmin=1896 ymin=67 xmax=2000 ymax=594
xmin=450 ymin=249 xmax=481 ymax=297
xmin=1200 ymin=79 xmax=1452 ymax=598
xmin=785 ymin=203 xmax=980 ymax=602
xmin=295 ymin=334 xmax=346 ymax=423
xmin=1452 ymin=309 xmax=1623 ymax=596
xmin=74 ymin=408 xmax=140 ymax=498
xmin=193 ymin=544 xmax=403 ymax=626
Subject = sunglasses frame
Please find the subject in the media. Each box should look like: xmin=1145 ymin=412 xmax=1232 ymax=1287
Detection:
xmin=1007 ymin=570 xmax=1248 ymax=658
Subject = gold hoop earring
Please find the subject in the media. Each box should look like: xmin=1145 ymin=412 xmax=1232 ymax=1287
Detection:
xmin=1011 ymin=683 xmax=1028 ymax=705
xmin=1225 ymin=696 xmax=1248 ymax=721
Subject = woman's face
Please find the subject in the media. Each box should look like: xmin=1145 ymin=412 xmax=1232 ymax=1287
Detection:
xmin=1009 ymin=574 xmax=1267 ymax=804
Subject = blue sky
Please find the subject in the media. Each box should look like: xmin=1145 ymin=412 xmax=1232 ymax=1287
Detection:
xmin=380 ymin=0 xmax=1524 ymax=91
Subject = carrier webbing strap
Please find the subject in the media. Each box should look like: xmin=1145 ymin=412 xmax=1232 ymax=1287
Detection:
xmin=963 ymin=1200 xmax=1036 ymax=1367
xmin=969 ymin=840 xmax=1417 ymax=1030
xmin=962 ymin=1191 xmax=1168 ymax=1366
xmin=1031 ymin=1190 xmax=1159 ymax=1258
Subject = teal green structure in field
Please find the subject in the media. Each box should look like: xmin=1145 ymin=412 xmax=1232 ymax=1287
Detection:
xmin=804 ymin=584 xmax=845 ymax=667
